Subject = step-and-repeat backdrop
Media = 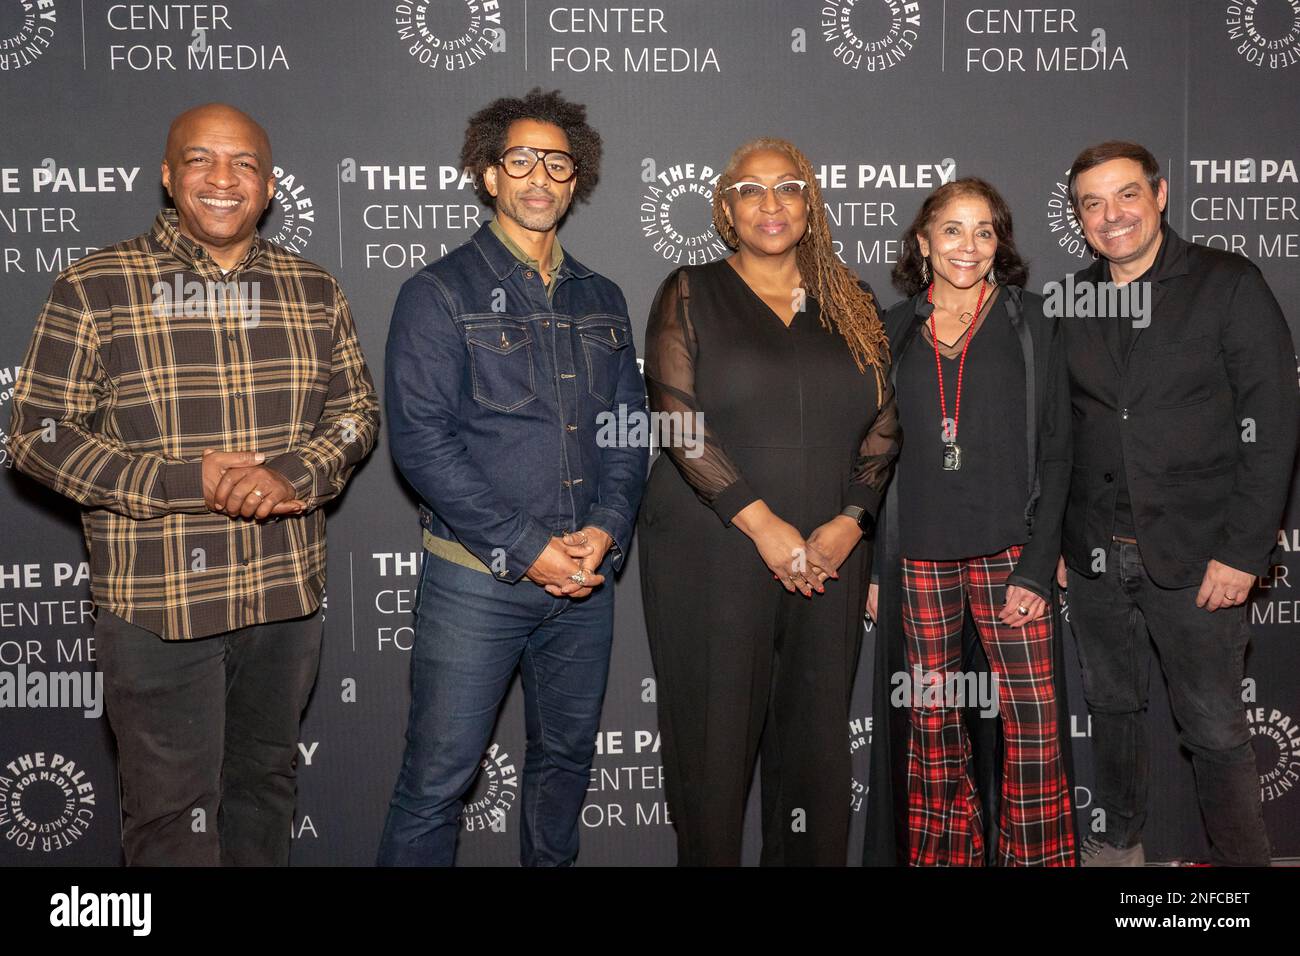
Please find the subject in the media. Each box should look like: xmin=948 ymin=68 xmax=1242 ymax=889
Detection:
xmin=1 ymin=1 xmax=1297 ymax=865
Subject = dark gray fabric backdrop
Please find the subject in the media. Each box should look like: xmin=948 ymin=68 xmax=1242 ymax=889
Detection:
xmin=1 ymin=0 xmax=1297 ymax=866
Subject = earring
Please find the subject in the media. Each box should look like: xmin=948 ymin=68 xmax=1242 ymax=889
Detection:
xmin=921 ymin=258 xmax=930 ymax=284
xmin=987 ymin=266 xmax=997 ymax=285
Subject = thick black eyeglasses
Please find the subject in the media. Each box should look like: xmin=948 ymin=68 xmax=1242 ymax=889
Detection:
xmin=497 ymin=146 xmax=578 ymax=183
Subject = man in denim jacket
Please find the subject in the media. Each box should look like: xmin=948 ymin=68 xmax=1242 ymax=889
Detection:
xmin=378 ymin=89 xmax=647 ymax=866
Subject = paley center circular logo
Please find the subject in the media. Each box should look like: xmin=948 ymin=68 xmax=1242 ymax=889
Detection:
xmin=1226 ymin=1 xmax=1300 ymax=70
xmin=394 ymin=0 xmax=504 ymax=71
xmin=0 ymin=363 xmax=20 ymax=470
xmin=0 ymin=751 xmax=96 ymax=853
xmin=849 ymin=715 xmax=872 ymax=813
xmin=264 ymin=166 xmax=315 ymax=255
xmin=638 ymin=159 xmax=726 ymax=266
xmin=461 ymin=741 xmax=518 ymax=832
xmin=0 ymin=0 xmax=57 ymax=71
xmin=821 ymin=0 xmax=922 ymax=73
xmin=1046 ymin=168 xmax=1094 ymax=261
xmin=1248 ymin=706 xmax=1300 ymax=802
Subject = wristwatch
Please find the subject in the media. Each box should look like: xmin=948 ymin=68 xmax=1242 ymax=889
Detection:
xmin=839 ymin=505 xmax=870 ymax=532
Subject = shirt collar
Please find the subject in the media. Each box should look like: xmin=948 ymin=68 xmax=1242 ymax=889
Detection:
xmin=151 ymin=208 xmax=265 ymax=273
xmin=473 ymin=219 xmax=593 ymax=281
xmin=489 ymin=217 xmax=564 ymax=274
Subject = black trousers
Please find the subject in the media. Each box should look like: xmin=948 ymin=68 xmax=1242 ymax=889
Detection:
xmin=1069 ymin=541 xmax=1270 ymax=865
xmin=95 ymin=608 xmax=323 ymax=866
xmin=640 ymin=502 xmax=867 ymax=866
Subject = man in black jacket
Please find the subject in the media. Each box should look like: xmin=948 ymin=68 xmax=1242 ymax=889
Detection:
xmin=1059 ymin=141 xmax=1298 ymax=866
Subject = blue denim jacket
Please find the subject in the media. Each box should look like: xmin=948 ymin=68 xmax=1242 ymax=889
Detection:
xmin=385 ymin=222 xmax=648 ymax=582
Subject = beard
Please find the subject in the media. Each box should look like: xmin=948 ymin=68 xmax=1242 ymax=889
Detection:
xmin=497 ymin=188 xmax=567 ymax=233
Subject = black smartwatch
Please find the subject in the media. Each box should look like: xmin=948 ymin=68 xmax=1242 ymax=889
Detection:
xmin=839 ymin=505 xmax=869 ymax=532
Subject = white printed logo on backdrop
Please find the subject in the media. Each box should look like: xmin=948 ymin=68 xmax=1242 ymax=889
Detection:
xmin=461 ymin=742 xmax=517 ymax=833
xmin=264 ymin=166 xmax=316 ymax=255
xmin=821 ymin=0 xmax=921 ymax=73
xmin=638 ymin=158 xmax=726 ymax=266
xmin=1226 ymin=1 xmax=1300 ymax=70
xmin=0 ymin=0 xmax=58 ymax=72
xmin=1046 ymin=167 xmax=1094 ymax=261
xmin=395 ymin=0 xmax=506 ymax=72
xmin=1249 ymin=705 xmax=1300 ymax=803
xmin=0 ymin=365 xmax=21 ymax=470
xmin=0 ymin=751 xmax=96 ymax=854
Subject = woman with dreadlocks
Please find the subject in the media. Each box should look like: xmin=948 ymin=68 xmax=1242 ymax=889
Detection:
xmin=864 ymin=178 xmax=1077 ymax=866
xmin=637 ymin=137 xmax=899 ymax=865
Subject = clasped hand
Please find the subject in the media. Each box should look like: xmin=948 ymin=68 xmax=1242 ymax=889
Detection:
xmin=525 ymin=526 xmax=613 ymax=599
xmin=740 ymin=504 xmax=862 ymax=598
xmin=202 ymin=449 xmax=306 ymax=520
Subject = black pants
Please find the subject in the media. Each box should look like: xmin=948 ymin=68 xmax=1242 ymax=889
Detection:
xmin=1068 ymin=541 xmax=1270 ymax=865
xmin=640 ymin=503 xmax=866 ymax=866
xmin=95 ymin=608 xmax=323 ymax=866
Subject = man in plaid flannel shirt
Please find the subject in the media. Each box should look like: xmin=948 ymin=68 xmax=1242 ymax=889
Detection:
xmin=9 ymin=103 xmax=379 ymax=865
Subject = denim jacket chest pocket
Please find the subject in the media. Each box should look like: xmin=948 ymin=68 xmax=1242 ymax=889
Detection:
xmin=464 ymin=317 xmax=537 ymax=413
xmin=577 ymin=315 xmax=631 ymax=405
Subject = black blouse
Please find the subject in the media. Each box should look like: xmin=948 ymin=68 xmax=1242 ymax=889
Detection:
xmin=643 ymin=261 xmax=900 ymax=527
xmin=894 ymin=293 xmax=1030 ymax=559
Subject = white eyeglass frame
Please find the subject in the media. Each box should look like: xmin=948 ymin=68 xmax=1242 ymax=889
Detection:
xmin=724 ymin=179 xmax=809 ymax=204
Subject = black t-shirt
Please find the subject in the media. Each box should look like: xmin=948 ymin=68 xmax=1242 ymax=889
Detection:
xmin=895 ymin=294 xmax=1029 ymax=560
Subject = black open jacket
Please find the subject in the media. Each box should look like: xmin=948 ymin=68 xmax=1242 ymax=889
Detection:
xmin=862 ymin=284 xmax=1078 ymax=865
xmin=1061 ymin=224 xmax=1299 ymax=587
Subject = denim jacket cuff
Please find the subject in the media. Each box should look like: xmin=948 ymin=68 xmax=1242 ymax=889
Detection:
xmin=581 ymin=505 xmax=632 ymax=573
xmin=504 ymin=518 xmax=554 ymax=584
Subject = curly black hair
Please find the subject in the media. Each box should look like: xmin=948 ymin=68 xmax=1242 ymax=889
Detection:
xmin=460 ymin=88 xmax=602 ymax=208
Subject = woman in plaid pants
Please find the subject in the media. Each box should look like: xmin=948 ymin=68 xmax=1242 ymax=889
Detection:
xmin=867 ymin=179 xmax=1077 ymax=866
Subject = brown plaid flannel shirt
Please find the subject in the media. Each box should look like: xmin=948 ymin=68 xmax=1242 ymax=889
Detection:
xmin=10 ymin=209 xmax=379 ymax=640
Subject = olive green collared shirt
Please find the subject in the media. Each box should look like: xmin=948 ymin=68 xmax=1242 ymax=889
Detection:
xmin=489 ymin=218 xmax=564 ymax=300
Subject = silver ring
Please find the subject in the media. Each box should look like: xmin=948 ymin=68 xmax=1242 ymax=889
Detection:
xmin=569 ymin=570 xmax=587 ymax=586
xmin=1017 ymin=605 xmax=1030 ymax=615
xmin=252 ymin=489 xmax=265 ymax=498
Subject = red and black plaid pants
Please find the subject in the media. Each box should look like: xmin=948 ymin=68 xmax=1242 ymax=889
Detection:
xmin=900 ymin=545 xmax=1075 ymax=866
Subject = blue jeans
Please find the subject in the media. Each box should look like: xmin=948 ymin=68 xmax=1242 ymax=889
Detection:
xmin=377 ymin=547 xmax=614 ymax=866
xmin=1068 ymin=540 xmax=1270 ymax=865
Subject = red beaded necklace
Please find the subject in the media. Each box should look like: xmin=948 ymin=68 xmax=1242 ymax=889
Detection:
xmin=926 ymin=277 xmax=988 ymax=471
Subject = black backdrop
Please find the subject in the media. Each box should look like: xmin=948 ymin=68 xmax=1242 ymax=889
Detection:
xmin=1 ymin=0 xmax=1297 ymax=866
